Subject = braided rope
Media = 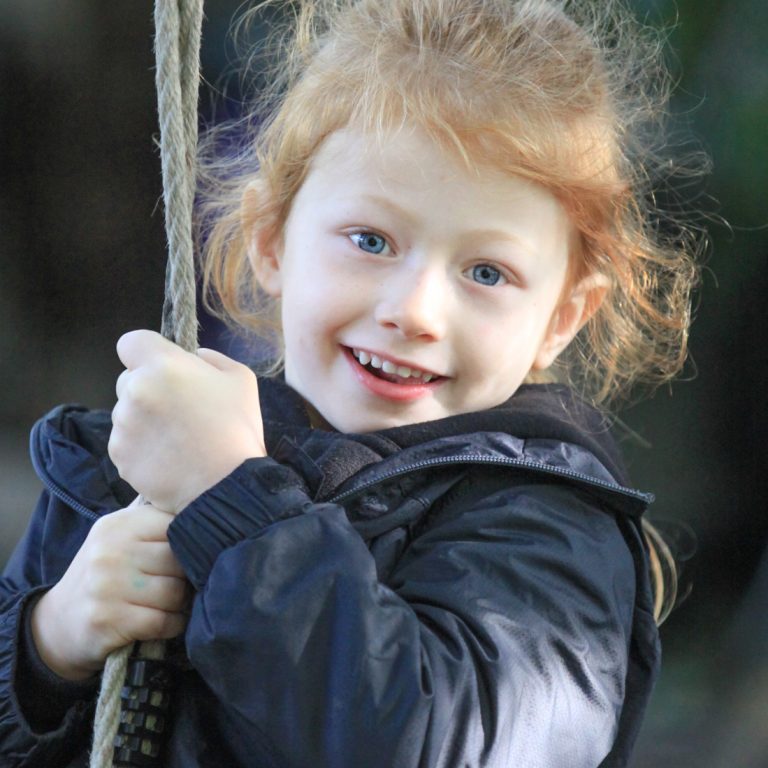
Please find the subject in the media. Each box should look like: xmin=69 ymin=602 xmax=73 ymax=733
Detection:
xmin=89 ymin=645 xmax=132 ymax=767
xmin=89 ymin=2 xmax=203 ymax=765
xmin=157 ymin=0 xmax=203 ymax=352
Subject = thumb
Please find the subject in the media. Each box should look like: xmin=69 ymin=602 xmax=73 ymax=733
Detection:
xmin=196 ymin=347 xmax=243 ymax=372
xmin=125 ymin=494 xmax=174 ymax=518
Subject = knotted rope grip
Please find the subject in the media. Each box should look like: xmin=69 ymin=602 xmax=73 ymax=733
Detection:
xmin=113 ymin=656 xmax=177 ymax=766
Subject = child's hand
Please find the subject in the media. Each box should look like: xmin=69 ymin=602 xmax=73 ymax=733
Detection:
xmin=109 ymin=329 xmax=266 ymax=513
xmin=30 ymin=500 xmax=189 ymax=681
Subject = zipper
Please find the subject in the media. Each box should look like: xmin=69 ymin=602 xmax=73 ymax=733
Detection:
xmin=330 ymin=454 xmax=653 ymax=505
xmin=29 ymin=422 xmax=101 ymax=523
xmin=29 ymin=417 xmax=651 ymax=520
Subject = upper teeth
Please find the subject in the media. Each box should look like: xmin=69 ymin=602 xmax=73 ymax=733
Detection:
xmin=352 ymin=349 xmax=434 ymax=382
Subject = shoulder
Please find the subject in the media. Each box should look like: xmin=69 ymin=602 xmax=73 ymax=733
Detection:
xmin=32 ymin=403 xmax=111 ymax=449
xmin=30 ymin=404 xmax=112 ymax=477
xmin=415 ymin=434 xmax=655 ymax=623
xmin=421 ymin=456 xmax=641 ymax=582
xmin=30 ymin=404 xmax=135 ymax=516
xmin=2 ymin=406 xmax=126 ymax=589
xmin=385 ymin=459 xmax=653 ymax=765
xmin=385 ymin=429 xmax=659 ymax=658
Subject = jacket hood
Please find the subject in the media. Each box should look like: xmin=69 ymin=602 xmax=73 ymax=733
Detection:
xmin=262 ymin=377 xmax=627 ymax=472
xmin=258 ymin=379 xmax=650 ymax=512
xmin=383 ymin=384 xmax=630 ymax=483
xmin=29 ymin=405 xmax=135 ymax=519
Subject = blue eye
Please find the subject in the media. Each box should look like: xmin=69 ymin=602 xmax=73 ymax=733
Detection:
xmin=352 ymin=232 xmax=388 ymax=254
xmin=470 ymin=264 xmax=504 ymax=286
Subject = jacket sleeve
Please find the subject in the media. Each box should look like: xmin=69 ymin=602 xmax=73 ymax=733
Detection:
xmin=0 ymin=492 xmax=98 ymax=768
xmin=168 ymin=457 xmax=638 ymax=768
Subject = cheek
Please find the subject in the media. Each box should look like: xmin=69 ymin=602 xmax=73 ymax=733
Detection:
xmin=282 ymin=286 xmax=344 ymax=364
xmin=464 ymin=306 xmax=546 ymax=372
xmin=456 ymin=321 xmax=509 ymax=380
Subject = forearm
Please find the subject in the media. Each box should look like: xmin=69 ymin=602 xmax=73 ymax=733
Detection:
xmin=169 ymin=459 xmax=435 ymax=764
xmin=29 ymin=590 xmax=101 ymax=681
xmin=0 ymin=589 xmax=96 ymax=767
xmin=20 ymin=592 xmax=100 ymax=727
xmin=177 ymin=506 xmax=431 ymax=766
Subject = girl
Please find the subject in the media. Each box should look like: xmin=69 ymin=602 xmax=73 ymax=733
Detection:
xmin=0 ymin=0 xmax=698 ymax=766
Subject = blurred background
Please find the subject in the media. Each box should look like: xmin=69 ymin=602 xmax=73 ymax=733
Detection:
xmin=1 ymin=1 xmax=766 ymax=765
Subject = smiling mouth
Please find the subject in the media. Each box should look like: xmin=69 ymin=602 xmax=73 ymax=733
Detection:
xmin=348 ymin=347 xmax=442 ymax=384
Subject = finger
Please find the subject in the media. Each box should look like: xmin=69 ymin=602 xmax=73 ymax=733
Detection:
xmin=110 ymin=396 xmax=126 ymax=429
xmin=115 ymin=368 xmax=132 ymax=400
xmin=107 ymin=404 xmax=125 ymax=467
xmin=196 ymin=347 xmax=246 ymax=372
xmin=121 ymin=605 xmax=190 ymax=643
xmin=116 ymin=329 xmax=181 ymax=370
xmin=132 ymin=542 xmax=186 ymax=579
xmin=132 ymin=507 xmax=175 ymax=541
xmin=107 ymin=504 xmax=174 ymax=542
xmin=125 ymin=496 xmax=175 ymax=518
xmin=126 ymin=574 xmax=189 ymax=613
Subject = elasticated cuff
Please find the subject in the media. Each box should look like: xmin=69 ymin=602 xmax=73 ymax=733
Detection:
xmin=168 ymin=457 xmax=312 ymax=589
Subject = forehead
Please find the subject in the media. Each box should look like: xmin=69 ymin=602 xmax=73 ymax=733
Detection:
xmin=301 ymin=125 xmax=568 ymax=220
xmin=312 ymin=124 xmax=494 ymax=177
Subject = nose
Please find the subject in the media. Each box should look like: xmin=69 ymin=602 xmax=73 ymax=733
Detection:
xmin=374 ymin=265 xmax=449 ymax=341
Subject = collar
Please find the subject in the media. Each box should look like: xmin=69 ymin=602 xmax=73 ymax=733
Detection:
xmin=258 ymin=377 xmax=630 ymax=488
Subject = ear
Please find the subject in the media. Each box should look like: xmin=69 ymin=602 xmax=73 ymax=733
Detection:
xmin=242 ymin=183 xmax=283 ymax=298
xmin=532 ymin=273 xmax=610 ymax=371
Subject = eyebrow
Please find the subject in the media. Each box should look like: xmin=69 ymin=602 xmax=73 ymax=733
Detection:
xmin=357 ymin=194 xmax=420 ymax=227
xmin=457 ymin=229 xmax=531 ymax=253
xmin=357 ymin=194 xmax=531 ymax=253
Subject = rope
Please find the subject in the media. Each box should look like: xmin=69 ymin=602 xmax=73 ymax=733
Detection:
xmin=90 ymin=1 xmax=203 ymax=765
xmin=157 ymin=0 xmax=203 ymax=353
xmin=89 ymin=645 xmax=132 ymax=768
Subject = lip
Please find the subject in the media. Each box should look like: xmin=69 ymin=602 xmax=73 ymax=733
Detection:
xmin=342 ymin=347 xmax=445 ymax=402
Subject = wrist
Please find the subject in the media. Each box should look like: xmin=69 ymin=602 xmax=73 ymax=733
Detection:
xmin=174 ymin=450 xmax=263 ymax=513
xmin=30 ymin=589 xmax=102 ymax=682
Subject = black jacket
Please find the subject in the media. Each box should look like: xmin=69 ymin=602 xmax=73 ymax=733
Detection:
xmin=0 ymin=381 xmax=660 ymax=767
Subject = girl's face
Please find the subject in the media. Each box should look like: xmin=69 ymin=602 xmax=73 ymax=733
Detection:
xmin=252 ymin=126 xmax=590 ymax=433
